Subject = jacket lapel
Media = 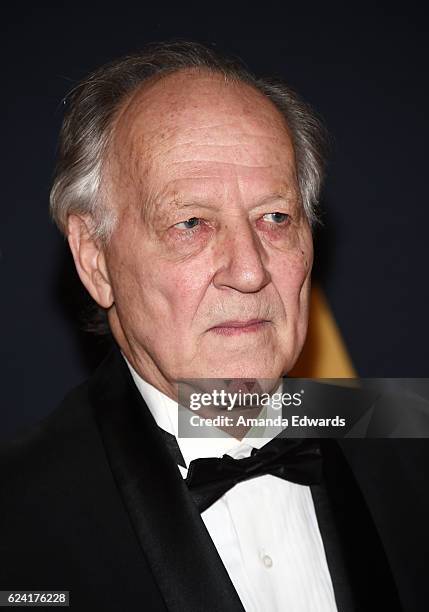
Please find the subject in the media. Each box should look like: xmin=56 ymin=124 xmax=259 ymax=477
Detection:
xmin=317 ymin=439 xmax=403 ymax=611
xmin=334 ymin=437 xmax=429 ymax=611
xmin=88 ymin=345 xmax=245 ymax=612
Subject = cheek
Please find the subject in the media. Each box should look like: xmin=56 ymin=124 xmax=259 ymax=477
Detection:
xmin=108 ymin=214 xmax=215 ymax=333
xmin=273 ymin=247 xmax=312 ymax=306
xmin=126 ymin=256 xmax=213 ymax=331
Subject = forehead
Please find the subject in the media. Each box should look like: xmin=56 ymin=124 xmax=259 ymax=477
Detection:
xmin=109 ymin=69 xmax=297 ymax=203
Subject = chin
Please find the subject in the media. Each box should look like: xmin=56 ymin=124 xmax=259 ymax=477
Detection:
xmin=201 ymin=355 xmax=287 ymax=381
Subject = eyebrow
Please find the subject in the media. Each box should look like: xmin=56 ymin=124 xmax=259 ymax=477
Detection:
xmin=256 ymin=192 xmax=299 ymax=206
xmin=171 ymin=200 xmax=216 ymax=209
xmin=162 ymin=191 xmax=298 ymax=211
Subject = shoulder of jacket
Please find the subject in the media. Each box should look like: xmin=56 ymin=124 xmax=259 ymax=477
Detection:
xmin=0 ymin=379 xmax=98 ymax=479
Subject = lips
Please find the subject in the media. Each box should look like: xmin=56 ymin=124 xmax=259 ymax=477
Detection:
xmin=209 ymin=319 xmax=269 ymax=336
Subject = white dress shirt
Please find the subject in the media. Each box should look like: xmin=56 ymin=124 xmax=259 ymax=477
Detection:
xmin=123 ymin=355 xmax=338 ymax=612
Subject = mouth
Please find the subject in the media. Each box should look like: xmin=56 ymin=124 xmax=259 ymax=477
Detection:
xmin=208 ymin=319 xmax=270 ymax=336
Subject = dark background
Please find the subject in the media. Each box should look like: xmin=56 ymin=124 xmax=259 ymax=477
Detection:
xmin=2 ymin=6 xmax=428 ymax=440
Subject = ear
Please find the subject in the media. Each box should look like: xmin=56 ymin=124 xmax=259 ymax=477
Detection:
xmin=67 ymin=214 xmax=114 ymax=308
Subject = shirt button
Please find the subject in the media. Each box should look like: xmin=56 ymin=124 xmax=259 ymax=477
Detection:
xmin=262 ymin=554 xmax=273 ymax=568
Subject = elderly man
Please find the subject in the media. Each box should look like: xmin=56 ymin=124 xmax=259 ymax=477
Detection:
xmin=1 ymin=41 xmax=424 ymax=611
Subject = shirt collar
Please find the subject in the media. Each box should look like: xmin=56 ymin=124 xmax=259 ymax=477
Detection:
xmin=121 ymin=352 xmax=281 ymax=471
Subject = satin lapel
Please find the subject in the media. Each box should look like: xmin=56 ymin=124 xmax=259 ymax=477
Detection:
xmin=318 ymin=439 xmax=403 ymax=611
xmin=88 ymin=346 xmax=245 ymax=612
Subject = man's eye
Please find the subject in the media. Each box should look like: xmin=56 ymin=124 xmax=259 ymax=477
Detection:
xmin=174 ymin=217 xmax=201 ymax=230
xmin=263 ymin=212 xmax=290 ymax=224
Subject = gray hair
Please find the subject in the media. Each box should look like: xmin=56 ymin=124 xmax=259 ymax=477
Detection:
xmin=50 ymin=40 xmax=328 ymax=244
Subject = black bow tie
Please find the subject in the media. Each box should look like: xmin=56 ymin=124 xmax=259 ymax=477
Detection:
xmin=185 ymin=437 xmax=323 ymax=513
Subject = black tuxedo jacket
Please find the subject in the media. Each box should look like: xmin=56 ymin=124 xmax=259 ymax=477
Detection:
xmin=1 ymin=345 xmax=428 ymax=611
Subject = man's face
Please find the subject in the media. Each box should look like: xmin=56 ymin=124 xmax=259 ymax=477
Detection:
xmin=102 ymin=70 xmax=313 ymax=396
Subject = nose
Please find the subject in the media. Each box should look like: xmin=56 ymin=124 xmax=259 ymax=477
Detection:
xmin=212 ymin=218 xmax=271 ymax=293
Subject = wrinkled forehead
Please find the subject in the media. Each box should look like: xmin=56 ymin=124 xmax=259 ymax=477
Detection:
xmin=106 ymin=69 xmax=297 ymax=202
